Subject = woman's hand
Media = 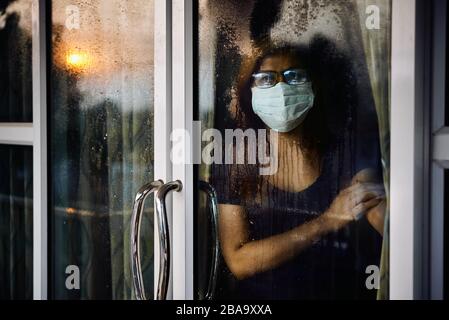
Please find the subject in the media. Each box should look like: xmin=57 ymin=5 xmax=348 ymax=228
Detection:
xmin=366 ymin=199 xmax=387 ymax=235
xmin=352 ymin=168 xmax=387 ymax=235
xmin=322 ymin=182 xmax=385 ymax=232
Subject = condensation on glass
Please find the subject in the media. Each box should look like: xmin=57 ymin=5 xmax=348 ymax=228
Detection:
xmin=0 ymin=0 xmax=33 ymax=122
xmin=196 ymin=0 xmax=391 ymax=300
xmin=50 ymin=0 xmax=155 ymax=300
xmin=0 ymin=145 xmax=33 ymax=300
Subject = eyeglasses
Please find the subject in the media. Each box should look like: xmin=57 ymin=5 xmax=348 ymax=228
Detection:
xmin=252 ymin=68 xmax=310 ymax=89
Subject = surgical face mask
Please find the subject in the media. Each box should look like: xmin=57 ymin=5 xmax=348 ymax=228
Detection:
xmin=251 ymin=82 xmax=315 ymax=133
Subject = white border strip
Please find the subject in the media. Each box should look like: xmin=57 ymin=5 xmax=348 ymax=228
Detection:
xmin=172 ymin=0 xmax=194 ymax=300
xmin=0 ymin=123 xmax=33 ymax=145
xmin=154 ymin=0 xmax=173 ymax=300
xmin=390 ymin=0 xmax=417 ymax=300
xmin=32 ymin=0 xmax=48 ymax=300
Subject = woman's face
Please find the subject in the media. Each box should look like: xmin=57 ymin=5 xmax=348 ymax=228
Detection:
xmin=250 ymin=51 xmax=315 ymax=134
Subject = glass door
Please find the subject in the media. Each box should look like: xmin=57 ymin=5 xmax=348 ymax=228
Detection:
xmin=0 ymin=0 xmax=431 ymax=301
xmin=192 ymin=0 xmax=392 ymax=300
xmin=48 ymin=0 xmax=176 ymax=300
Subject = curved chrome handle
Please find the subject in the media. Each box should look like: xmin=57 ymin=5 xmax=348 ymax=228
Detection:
xmin=131 ymin=180 xmax=164 ymax=300
xmin=199 ymin=181 xmax=220 ymax=300
xmin=155 ymin=180 xmax=183 ymax=300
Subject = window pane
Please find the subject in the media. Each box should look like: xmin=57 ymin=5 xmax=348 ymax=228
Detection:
xmin=50 ymin=0 xmax=155 ymax=300
xmin=0 ymin=145 xmax=33 ymax=300
xmin=195 ymin=0 xmax=391 ymax=300
xmin=0 ymin=0 xmax=33 ymax=122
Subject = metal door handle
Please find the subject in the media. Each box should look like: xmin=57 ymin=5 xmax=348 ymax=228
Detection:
xmin=155 ymin=180 xmax=183 ymax=300
xmin=131 ymin=180 xmax=163 ymax=300
xmin=199 ymin=181 xmax=220 ymax=300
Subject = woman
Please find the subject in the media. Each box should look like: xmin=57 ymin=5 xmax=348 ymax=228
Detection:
xmin=212 ymin=44 xmax=387 ymax=300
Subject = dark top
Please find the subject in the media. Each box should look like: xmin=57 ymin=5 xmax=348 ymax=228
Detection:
xmin=211 ymin=143 xmax=383 ymax=300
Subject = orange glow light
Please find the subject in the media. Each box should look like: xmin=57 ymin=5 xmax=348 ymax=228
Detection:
xmin=66 ymin=51 xmax=90 ymax=71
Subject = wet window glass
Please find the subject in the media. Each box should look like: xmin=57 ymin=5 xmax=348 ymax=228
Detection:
xmin=0 ymin=0 xmax=33 ymax=122
xmin=50 ymin=0 xmax=155 ymax=300
xmin=0 ymin=145 xmax=33 ymax=300
xmin=196 ymin=0 xmax=391 ymax=300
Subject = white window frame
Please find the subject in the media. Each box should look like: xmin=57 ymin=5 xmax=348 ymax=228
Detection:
xmin=154 ymin=0 xmax=174 ymax=299
xmin=0 ymin=0 xmax=48 ymax=300
xmin=31 ymin=0 xmax=48 ymax=300
xmin=390 ymin=0 xmax=420 ymax=300
xmin=171 ymin=0 xmax=194 ymax=300
xmin=391 ymin=0 xmax=440 ymax=300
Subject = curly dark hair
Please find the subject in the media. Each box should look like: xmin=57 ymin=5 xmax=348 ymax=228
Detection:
xmin=233 ymin=37 xmax=356 ymax=161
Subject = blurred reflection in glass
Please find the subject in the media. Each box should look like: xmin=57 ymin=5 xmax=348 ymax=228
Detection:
xmin=51 ymin=0 xmax=155 ymax=300
xmin=0 ymin=145 xmax=33 ymax=300
xmin=197 ymin=0 xmax=391 ymax=300
xmin=0 ymin=0 xmax=32 ymax=122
